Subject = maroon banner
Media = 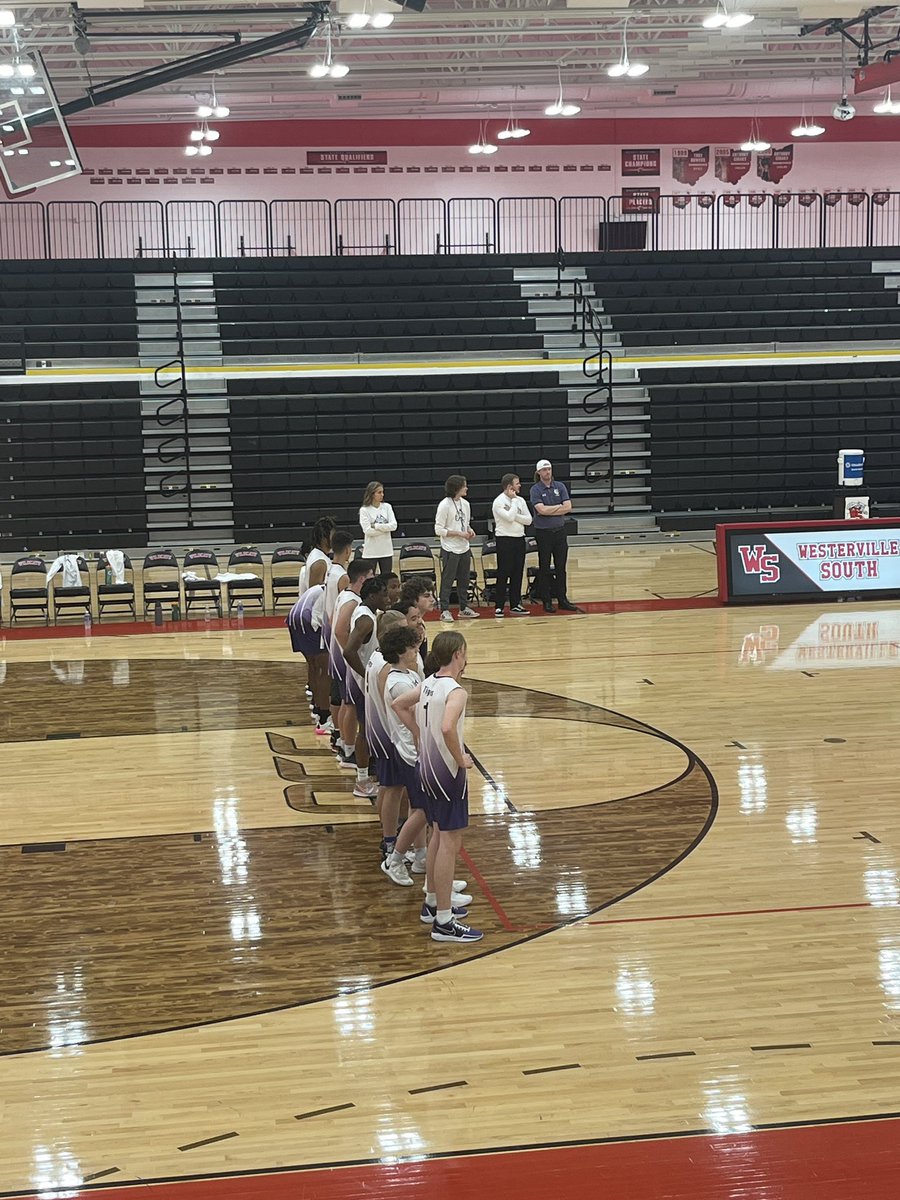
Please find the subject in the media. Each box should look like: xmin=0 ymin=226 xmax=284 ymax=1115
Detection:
xmin=848 ymin=191 xmax=867 ymax=206
xmin=773 ymin=192 xmax=793 ymax=208
xmin=722 ymin=193 xmax=741 ymax=208
xmin=748 ymin=192 xmax=767 ymax=208
xmin=306 ymin=150 xmax=388 ymax=165
xmin=714 ymin=146 xmax=751 ymax=185
xmin=798 ymin=192 xmax=817 ymax=207
xmin=873 ymin=191 xmax=891 ymax=206
xmin=672 ymin=145 xmax=710 ymax=186
xmin=621 ymin=148 xmax=660 ymax=177
xmin=697 ymin=193 xmax=715 ymax=209
xmin=621 ymin=186 xmax=660 ymax=214
xmin=672 ymin=194 xmax=691 ymax=210
xmin=756 ymin=144 xmax=794 ymax=184
xmin=824 ymin=191 xmax=842 ymax=207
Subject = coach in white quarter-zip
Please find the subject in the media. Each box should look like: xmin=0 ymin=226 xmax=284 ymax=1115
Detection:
xmin=491 ymin=472 xmax=532 ymax=617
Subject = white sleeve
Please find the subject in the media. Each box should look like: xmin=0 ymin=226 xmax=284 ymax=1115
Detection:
xmin=359 ymin=506 xmax=374 ymax=536
xmin=515 ymin=499 xmax=533 ymax=526
xmin=384 ymin=503 xmax=398 ymax=533
xmin=492 ymin=495 xmax=505 ymax=525
xmin=434 ymin=498 xmax=450 ymax=538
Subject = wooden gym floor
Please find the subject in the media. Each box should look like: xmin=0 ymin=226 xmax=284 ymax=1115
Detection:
xmin=3 ymin=541 xmax=900 ymax=1199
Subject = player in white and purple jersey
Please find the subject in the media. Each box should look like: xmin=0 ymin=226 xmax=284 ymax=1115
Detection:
xmin=392 ymin=631 xmax=482 ymax=944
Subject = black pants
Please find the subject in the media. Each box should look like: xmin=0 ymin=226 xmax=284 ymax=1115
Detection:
xmin=534 ymin=526 xmax=569 ymax=603
xmin=495 ymin=536 xmax=526 ymax=609
xmin=439 ymin=549 xmax=472 ymax=611
xmin=361 ymin=555 xmax=393 ymax=577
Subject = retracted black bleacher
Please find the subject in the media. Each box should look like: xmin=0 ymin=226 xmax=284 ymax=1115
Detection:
xmin=228 ymin=371 xmax=570 ymax=540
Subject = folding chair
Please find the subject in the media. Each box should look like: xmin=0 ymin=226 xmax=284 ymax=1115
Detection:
xmin=96 ymin=552 xmax=137 ymax=621
xmin=183 ymin=548 xmax=222 ymax=617
xmin=398 ymin=541 xmax=437 ymax=584
xmin=50 ymin=555 xmax=92 ymax=623
xmin=479 ymin=539 xmax=498 ymax=606
xmin=9 ymin=555 xmax=49 ymax=624
xmin=142 ymin=550 xmax=181 ymax=617
xmin=225 ymin=547 xmax=266 ymax=614
xmin=270 ymin=545 xmax=305 ymax=611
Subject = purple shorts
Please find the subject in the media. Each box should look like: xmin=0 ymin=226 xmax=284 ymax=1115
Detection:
xmin=397 ymin=758 xmax=427 ymax=811
xmin=289 ymin=621 xmax=324 ymax=660
xmin=418 ymin=764 xmax=469 ymax=831
xmin=371 ymin=752 xmax=403 ymax=788
xmin=346 ymin=668 xmax=365 ymax=722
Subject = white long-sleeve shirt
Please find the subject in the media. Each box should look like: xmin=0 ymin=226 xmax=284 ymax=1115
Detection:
xmin=359 ymin=502 xmax=397 ymax=559
xmin=434 ymin=496 xmax=472 ymax=554
xmin=492 ymin=492 xmax=533 ymax=538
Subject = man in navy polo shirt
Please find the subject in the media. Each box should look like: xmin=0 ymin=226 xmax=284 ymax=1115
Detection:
xmin=529 ymin=458 xmax=580 ymax=613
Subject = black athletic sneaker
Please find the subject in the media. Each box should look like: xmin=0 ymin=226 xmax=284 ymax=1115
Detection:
xmin=431 ymin=918 xmax=484 ymax=943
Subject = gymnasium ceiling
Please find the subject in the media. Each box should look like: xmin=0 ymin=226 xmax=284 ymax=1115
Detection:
xmin=7 ymin=0 xmax=900 ymax=123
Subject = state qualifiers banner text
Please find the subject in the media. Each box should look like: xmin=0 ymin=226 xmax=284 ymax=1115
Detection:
xmin=716 ymin=518 xmax=900 ymax=603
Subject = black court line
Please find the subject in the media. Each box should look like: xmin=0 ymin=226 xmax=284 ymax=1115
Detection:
xmin=82 ymin=1169 xmax=120 ymax=1183
xmin=178 ymin=1132 xmax=238 ymax=1152
xmin=295 ymin=1103 xmax=355 ymax=1120
xmin=854 ymin=832 xmax=881 ymax=844
xmin=872 ymin=1040 xmax=900 ymax=1046
xmin=192 ymin=833 xmax=203 ymax=843
xmin=408 ymin=1081 xmax=468 ymax=1095
xmin=21 ymin=842 xmax=66 ymax=854
xmin=522 ymin=1063 xmax=582 ymax=1076
xmin=751 ymin=1043 xmax=812 ymax=1052
xmin=45 ymin=732 xmax=81 ymax=740
xmin=467 ymin=747 xmax=516 ymax=813
xmin=635 ymin=1051 xmax=697 ymax=1061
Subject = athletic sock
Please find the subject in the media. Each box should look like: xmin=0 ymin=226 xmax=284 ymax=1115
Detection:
xmin=388 ymin=849 xmax=404 ymax=867
xmin=356 ymin=766 xmax=368 ymax=782
xmin=426 ymin=891 xmax=437 ymax=907
xmin=383 ymin=836 xmax=397 ymax=856
xmin=436 ymin=908 xmax=452 ymax=926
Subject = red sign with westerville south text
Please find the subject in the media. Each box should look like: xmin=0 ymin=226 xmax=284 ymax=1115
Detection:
xmin=621 ymin=148 xmax=660 ymax=177
xmin=306 ymin=151 xmax=388 ymax=165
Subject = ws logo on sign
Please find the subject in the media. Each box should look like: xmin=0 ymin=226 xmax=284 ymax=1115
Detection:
xmin=738 ymin=544 xmax=781 ymax=584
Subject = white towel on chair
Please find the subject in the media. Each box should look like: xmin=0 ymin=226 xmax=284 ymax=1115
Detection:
xmin=104 ymin=550 xmax=126 ymax=585
xmin=46 ymin=555 xmax=82 ymax=588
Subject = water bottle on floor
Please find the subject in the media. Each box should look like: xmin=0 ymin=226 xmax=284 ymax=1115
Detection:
xmin=236 ymin=601 xmax=244 ymax=629
xmin=83 ymin=608 xmax=92 ymax=635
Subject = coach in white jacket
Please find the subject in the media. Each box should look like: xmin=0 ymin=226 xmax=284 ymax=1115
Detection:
xmin=435 ymin=474 xmax=479 ymax=621
xmin=491 ymin=473 xmax=532 ymax=616
xmin=359 ymin=480 xmax=398 ymax=575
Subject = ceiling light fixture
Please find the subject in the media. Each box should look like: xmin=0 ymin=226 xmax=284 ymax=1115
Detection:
xmin=607 ymin=18 xmax=649 ymax=78
xmin=740 ymin=117 xmax=769 ymax=152
xmin=545 ymin=65 xmax=581 ymax=116
xmin=309 ymin=19 xmax=349 ymax=79
xmin=496 ymin=102 xmax=530 ymax=140
xmin=703 ymin=0 xmax=754 ymax=28
xmin=873 ymin=85 xmax=900 ymax=115
xmin=468 ymin=121 xmax=497 ymax=155
xmin=792 ymin=108 xmax=826 ymax=136
xmin=0 ymin=10 xmax=15 ymax=27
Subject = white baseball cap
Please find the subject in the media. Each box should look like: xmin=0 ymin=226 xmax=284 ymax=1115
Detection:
xmin=536 ymin=459 xmax=552 ymax=471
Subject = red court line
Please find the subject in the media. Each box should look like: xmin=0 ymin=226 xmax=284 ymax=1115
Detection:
xmin=9 ymin=1113 xmax=900 ymax=1200
xmin=0 ymin=597 xmax=720 ymax=641
xmin=501 ymin=899 xmax=875 ymax=933
xmin=459 ymin=848 xmax=516 ymax=932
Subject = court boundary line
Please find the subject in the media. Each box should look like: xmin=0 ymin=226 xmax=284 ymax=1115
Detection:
xmin=4 ymin=1107 xmax=900 ymax=1198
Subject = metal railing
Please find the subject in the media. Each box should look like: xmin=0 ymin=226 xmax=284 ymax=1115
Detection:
xmin=1 ymin=191 xmax=899 ymax=261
